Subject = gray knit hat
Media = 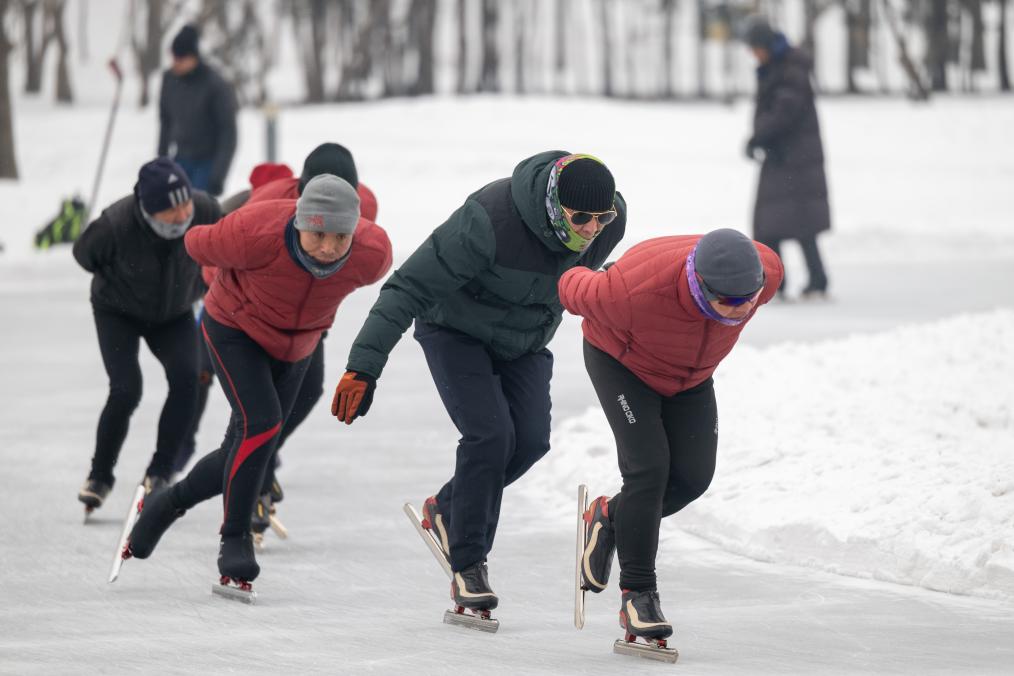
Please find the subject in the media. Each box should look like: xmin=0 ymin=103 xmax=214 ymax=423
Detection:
xmin=295 ymin=174 xmax=360 ymax=235
xmin=695 ymin=229 xmax=765 ymax=296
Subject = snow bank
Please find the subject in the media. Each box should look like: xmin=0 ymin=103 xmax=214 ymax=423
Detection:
xmin=524 ymin=309 xmax=1014 ymax=601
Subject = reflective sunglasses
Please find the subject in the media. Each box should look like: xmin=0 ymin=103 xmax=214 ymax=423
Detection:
xmin=563 ymin=206 xmax=618 ymax=227
xmin=697 ymin=274 xmax=763 ymax=307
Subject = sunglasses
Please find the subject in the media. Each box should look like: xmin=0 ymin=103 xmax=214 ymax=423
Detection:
xmin=697 ymin=274 xmax=763 ymax=307
xmin=563 ymin=206 xmax=617 ymax=227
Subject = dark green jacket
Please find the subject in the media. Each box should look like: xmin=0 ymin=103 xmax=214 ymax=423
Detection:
xmin=347 ymin=150 xmax=626 ymax=378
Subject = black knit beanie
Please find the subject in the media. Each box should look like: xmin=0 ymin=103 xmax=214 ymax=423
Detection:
xmin=299 ymin=143 xmax=358 ymax=194
xmin=135 ymin=157 xmax=193 ymax=214
xmin=743 ymin=16 xmax=777 ymax=50
xmin=558 ymin=158 xmax=615 ymax=212
xmin=171 ymin=24 xmax=200 ymax=59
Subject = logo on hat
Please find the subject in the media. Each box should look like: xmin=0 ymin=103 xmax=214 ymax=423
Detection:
xmin=168 ymin=174 xmax=178 ymax=184
xmin=308 ymin=214 xmax=325 ymax=228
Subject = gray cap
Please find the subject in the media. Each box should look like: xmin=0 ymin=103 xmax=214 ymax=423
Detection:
xmin=295 ymin=174 xmax=360 ymax=235
xmin=695 ymin=229 xmax=765 ymax=296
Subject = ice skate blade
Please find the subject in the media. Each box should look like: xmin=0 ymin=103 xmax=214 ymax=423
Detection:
xmin=108 ymin=484 xmax=146 ymax=583
xmin=269 ymin=514 xmax=288 ymax=539
xmin=575 ymin=484 xmax=589 ymax=629
xmin=212 ymin=581 xmax=257 ymax=605
xmin=613 ymin=638 xmax=678 ymax=663
xmin=403 ymin=503 xmax=453 ymax=579
xmin=443 ymin=608 xmax=499 ymax=633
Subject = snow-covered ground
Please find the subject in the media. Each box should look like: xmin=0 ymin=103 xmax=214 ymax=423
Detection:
xmin=1 ymin=86 xmax=1013 ymax=672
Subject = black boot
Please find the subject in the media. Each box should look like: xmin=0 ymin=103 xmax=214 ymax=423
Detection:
xmin=218 ymin=533 xmax=260 ymax=582
xmin=581 ymin=495 xmax=615 ymax=593
xmin=126 ymin=488 xmax=186 ymax=559
xmin=250 ymin=493 xmax=271 ymax=535
xmin=78 ymin=479 xmax=112 ymax=510
xmin=619 ymin=590 xmax=673 ymax=639
xmin=451 ymin=562 xmax=498 ymax=610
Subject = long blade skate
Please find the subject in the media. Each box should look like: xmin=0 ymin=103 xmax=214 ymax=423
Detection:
xmin=443 ymin=607 xmax=500 ymax=633
xmin=212 ymin=577 xmax=257 ymax=604
xmin=107 ymin=484 xmax=146 ymax=583
xmin=403 ymin=503 xmax=452 ymax=579
xmin=613 ymin=635 xmax=679 ymax=663
xmin=268 ymin=513 xmax=288 ymax=539
xmin=575 ymin=484 xmax=589 ymax=629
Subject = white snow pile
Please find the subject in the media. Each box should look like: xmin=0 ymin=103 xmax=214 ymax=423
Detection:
xmin=526 ymin=309 xmax=1014 ymax=601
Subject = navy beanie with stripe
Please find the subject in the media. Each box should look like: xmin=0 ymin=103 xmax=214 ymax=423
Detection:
xmin=136 ymin=158 xmax=193 ymax=214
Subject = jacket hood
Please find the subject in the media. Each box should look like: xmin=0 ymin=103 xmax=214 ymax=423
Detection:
xmin=509 ymin=150 xmax=573 ymax=254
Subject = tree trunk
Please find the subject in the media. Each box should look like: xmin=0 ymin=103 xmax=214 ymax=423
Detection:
xmin=965 ymin=0 xmax=986 ymax=72
xmin=695 ymin=0 xmax=706 ymax=98
xmin=477 ymin=0 xmax=499 ymax=92
xmin=1000 ymin=0 xmax=1011 ymax=91
xmin=22 ymin=0 xmax=48 ymax=94
xmin=554 ymin=0 xmax=566 ymax=92
xmin=456 ymin=0 xmax=468 ymax=93
xmin=925 ymin=0 xmax=949 ymax=90
xmin=49 ymin=0 xmax=74 ymax=103
xmin=878 ymin=0 xmax=931 ymax=99
xmin=410 ymin=0 xmax=438 ymax=96
xmin=514 ymin=0 xmax=526 ymax=94
xmin=130 ymin=0 xmax=164 ymax=108
xmin=599 ymin=0 xmax=613 ymax=97
xmin=0 ymin=0 xmax=18 ymax=178
xmin=662 ymin=0 xmax=676 ymax=98
xmin=845 ymin=0 xmax=872 ymax=93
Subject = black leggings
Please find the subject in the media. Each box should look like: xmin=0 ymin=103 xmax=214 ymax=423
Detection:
xmin=584 ymin=342 xmax=717 ymax=591
xmin=178 ymin=324 xmax=325 ymax=495
xmin=170 ymin=314 xmax=309 ymax=536
xmin=88 ymin=308 xmax=199 ymax=485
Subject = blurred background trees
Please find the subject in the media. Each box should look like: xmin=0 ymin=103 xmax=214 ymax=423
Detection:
xmin=0 ymin=0 xmax=1012 ymax=125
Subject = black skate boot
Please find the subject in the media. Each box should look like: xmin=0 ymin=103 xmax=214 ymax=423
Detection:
xmin=214 ymin=533 xmax=260 ymax=603
xmin=78 ymin=479 xmax=112 ymax=512
xmin=451 ymin=561 xmax=498 ymax=611
xmin=218 ymin=533 xmax=260 ymax=582
xmin=142 ymin=474 xmax=169 ymax=495
xmin=420 ymin=495 xmax=450 ymax=562
xmin=581 ymin=495 xmax=615 ymax=593
xmin=123 ymin=488 xmax=186 ymax=559
xmin=250 ymin=493 xmax=271 ymax=548
xmin=619 ymin=589 xmax=673 ymax=640
xmin=268 ymin=477 xmax=284 ymax=504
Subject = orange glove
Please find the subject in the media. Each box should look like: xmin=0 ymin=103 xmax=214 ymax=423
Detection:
xmin=331 ymin=371 xmax=377 ymax=424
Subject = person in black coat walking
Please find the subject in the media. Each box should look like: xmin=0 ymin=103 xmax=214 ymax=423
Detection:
xmin=72 ymin=158 xmax=221 ymax=513
xmin=158 ymin=24 xmax=237 ymax=197
xmin=744 ymin=18 xmax=831 ymax=300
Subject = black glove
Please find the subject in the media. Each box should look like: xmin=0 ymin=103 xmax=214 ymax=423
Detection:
xmin=745 ymin=138 xmax=765 ymax=162
xmin=601 ymin=261 xmax=615 ymax=271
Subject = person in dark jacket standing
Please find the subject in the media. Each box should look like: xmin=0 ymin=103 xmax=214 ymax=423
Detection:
xmin=158 ymin=24 xmax=237 ymax=196
xmin=72 ymin=158 xmax=221 ymax=513
xmin=123 ymin=175 xmax=392 ymax=595
xmin=560 ymin=229 xmax=782 ymax=645
xmin=744 ymin=17 xmax=830 ymax=300
xmin=332 ymin=151 xmax=626 ymax=616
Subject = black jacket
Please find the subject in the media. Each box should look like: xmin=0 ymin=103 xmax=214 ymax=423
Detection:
xmin=157 ymin=62 xmax=237 ymax=194
xmin=751 ymin=43 xmax=830 ymax=241
xmin=72 ymin=192 xmax=222 ymax=324
xmin=347 ymin=150 xmax=625 ymax=378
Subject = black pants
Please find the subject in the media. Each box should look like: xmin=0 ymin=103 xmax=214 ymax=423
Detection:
xmin=756 ymin=232 xmax=828 ymax=293
xmin=415 ymin=322 xmax=553 ymax=572
xmin=169 ymin=315 xmax=309 ymax=536
xmin=88 ymin=308 xmax=199 ymax=485
xmin=584 ymin=342 xmax=717 ymax=591
xmin=178 ymin=320 xmax=325 ymax=495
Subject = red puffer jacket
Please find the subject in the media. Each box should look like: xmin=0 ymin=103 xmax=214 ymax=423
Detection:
xmin=248 ymin=176 xmax=379 ymax=223
xmin=185 ymin=199 xmax=393 ymax=362
xmin=558 ymin=235 xmax=783 ymax=396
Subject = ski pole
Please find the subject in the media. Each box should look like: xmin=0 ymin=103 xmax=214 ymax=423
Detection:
xmin=83 ymin=58 xmax=124 ymax=226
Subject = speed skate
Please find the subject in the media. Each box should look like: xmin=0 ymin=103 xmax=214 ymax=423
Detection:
xmin=403 ymin=502 xmax=500 ymax=633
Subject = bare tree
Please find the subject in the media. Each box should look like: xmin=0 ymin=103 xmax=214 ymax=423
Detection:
xmin=845 ymin=0 xmax=872 ymax=93
xmin=291 ymin=0 xmax=327 ymax=103
xmin=599 ymin=0 xmax=614 ymax=97
xmin=1000 ymin=0 xmax=1011 ymax=91
xmin=0 ymin=0 xmax=18 ymax=178
xmin=48 ymin=0 xmax=72 ymax=102
xmin=21 ymin=0 xmax=51 ymax=93
xmin=662 ymin=0 xmax=677 ymax=98
xmin=408 ymin=0 xmax=438 ymax=96
xmin=456 ymin=0 xmax=468 ymax=93
xmin=924 ymin=0 xmax=949 ymax=90
xmin=130 ymin=0 xmax=180 ymax=107
xmin=879 ymin=0 xmax=930 ymax=99
xmin=477 ymin=0 xmax=499 ymax=92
